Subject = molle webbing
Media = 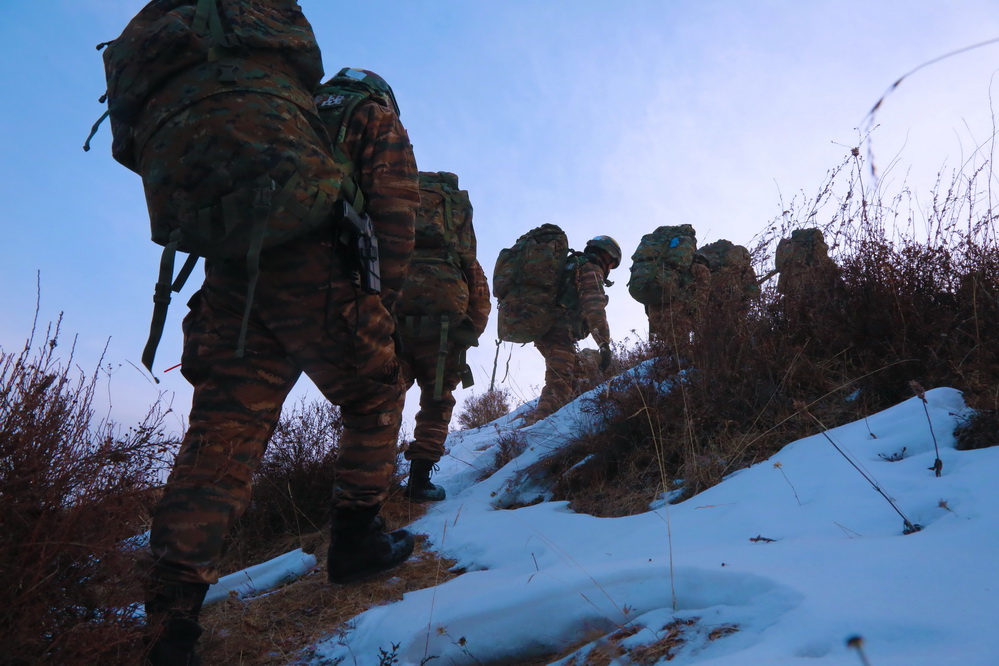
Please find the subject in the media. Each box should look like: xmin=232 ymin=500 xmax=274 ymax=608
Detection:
xmin=141 ymin=173 xmax=332 ymax=377
xmin=399 ymin=314 xmax=452 ymax=401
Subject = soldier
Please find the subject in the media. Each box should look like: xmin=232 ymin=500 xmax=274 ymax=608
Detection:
xmin=696 ymin=239 xmax=760 ymax=351
xmin=628 ymin=225 xmax=710 ymax=364
xmin=139 ymin=66 xmax=419 ymax=664
xmin=395 ymin=171 xmax=491 ymax=501
xmin=774 ymin=227 xmax=846 ymax=348
xmin=530 ymin=236 xmax=621 ymax=422
xmin=645 ymin=258 xmax=711 ymax=359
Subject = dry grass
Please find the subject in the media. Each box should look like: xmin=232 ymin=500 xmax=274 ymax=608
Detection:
xmin=199 ymin=497 xmax=459 ymax=665
xmin=520 ymin=617 xmax=738 ymax=665
xmin=456 ymin=387 xmax=513 ymax=430
xmin=521 ymin=148 xmax=999 ymax=517
xmin=0 ymin=315 xmax=178 ymax=664
xmin=6 ymin=146 xmax=998 ymax=664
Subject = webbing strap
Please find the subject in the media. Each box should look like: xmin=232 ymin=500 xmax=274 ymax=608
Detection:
xmin=172 ymin=253 xmax=200 ymax=292
xmin=441 ymin=188 xmax=454 ymax=248
xmin=82 ymin=109 xmax=110 ymax=152
xmin=193 ymin=0 xmax=212 ymax=34
xmin=142 ymin=229 xmax=183 ymax=379
xmin=434 ymin=315 xmax=450 ymax=400
xmin=235 ymin=177 xmax=273 ymax=358
xmin=194 ymin=0 xmax=234 ymax=48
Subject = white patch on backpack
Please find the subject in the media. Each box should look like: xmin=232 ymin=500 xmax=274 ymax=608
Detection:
xmin=315 ymin=94 xmax=346 ymax=108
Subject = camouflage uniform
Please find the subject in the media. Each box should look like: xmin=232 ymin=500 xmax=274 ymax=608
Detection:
xmin=646 ymin=262 xmax=711 ymax=360
xmin=775 ymin=229 xmax=846 ymax=348
xmin=533 ymin=259 xmax=612 ymax=420
xmin=398 ymin=255 xmax=490 ymax=463
xmin=144 ymin=88 xmax=418 ymax=589
xmin=697 ymin=241 xmax=760 ymax=352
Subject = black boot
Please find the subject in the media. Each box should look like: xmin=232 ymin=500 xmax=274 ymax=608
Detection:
xmin=403 ymin=459 xmax=446 ymax=502
xmin=327 ymin=506 xmax=415 ymax=584
xmin=143 ymin=580 xmax=209 ymax=666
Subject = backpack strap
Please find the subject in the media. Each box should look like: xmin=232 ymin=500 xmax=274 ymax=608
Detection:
xmin=318 ymin=86 xmax=372 ymax=214
xmin=433 ymin=315 xmax=450 ymax=400
xmin=141 ymin=230 xmax=200 ymax=379
xmin=140 ymin=175 xmax=285 ymax=378
xmin=234 ymin=175 xmax=275 ymax=358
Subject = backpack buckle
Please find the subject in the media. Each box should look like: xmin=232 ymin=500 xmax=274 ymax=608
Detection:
xmin=153 ymin=282 xmax=173 ymax=305
xmin=218 ymin=63 xmax=239 ymax=83
xmin=252 ymin=177 xmax=276 ymax=216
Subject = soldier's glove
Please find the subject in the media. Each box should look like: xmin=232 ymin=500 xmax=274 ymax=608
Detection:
xmin=598 ymin=343 xmax=613 ymax=372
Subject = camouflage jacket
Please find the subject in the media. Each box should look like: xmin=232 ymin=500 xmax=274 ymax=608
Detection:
xmin=463 ymin=258 xmax=491 ymax=338
xmin=336 ymin=96 xmax=420 ymax=308
xmin=569 ymin=260 xmax=611 ymax=347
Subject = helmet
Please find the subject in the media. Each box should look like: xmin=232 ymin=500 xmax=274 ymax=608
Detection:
xmin=585 ymin=235 xmax=622 ymax=269
xmin=332 ymin=67 xmax=401 ymax=117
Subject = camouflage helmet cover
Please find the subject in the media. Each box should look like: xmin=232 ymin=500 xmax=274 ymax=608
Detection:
xmin=585 ymin=235 xmax=623 ymax=269
xmin=332 ymin=67 xmax=401 ymax=117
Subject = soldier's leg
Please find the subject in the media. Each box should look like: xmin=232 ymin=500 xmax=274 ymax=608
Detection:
xmin=533 ymin=326 xmax=577 ymax=420
xmin=397 ymin=335 xmax=463 ymax=500
xmin=648 ymin=300 xmax=691 ymax=367
xmin=259 ymin=235 xmax=414 ymax=581
xmin=402 ymin=336 xmax=461 ymax=462
xmin=143 ymin=274 xmax=300 ymax=659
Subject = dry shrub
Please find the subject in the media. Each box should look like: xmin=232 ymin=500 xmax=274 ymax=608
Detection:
xmin=455 ymin=387 xmax=511 ymax=430
xmin=221 ymin=399 xmax=343 ymax=573
xmin=198 ymin=497 xmax=457 ymax=665
xmin=0 ymin=317 xmax=177 ymax=664
xmin=476 ymin=429 xmax=529 ymax=482
xmin=531 ymin=147 xmax=999 ymax=516
xmin=954 ymin=409 xmax=999 ymax=450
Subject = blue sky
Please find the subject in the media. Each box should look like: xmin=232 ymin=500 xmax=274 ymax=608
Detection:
xmin=1 ymin=1 xmax=998 ymax=434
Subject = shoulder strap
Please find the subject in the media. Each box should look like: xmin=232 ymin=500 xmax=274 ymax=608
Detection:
xmin=317 ymin=85 xmax=373 ymax=212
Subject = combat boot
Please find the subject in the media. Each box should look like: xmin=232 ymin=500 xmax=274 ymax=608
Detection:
xmin=327 ymin=506 xmax=415 ymax=584
xmin=143 ymin=580 xmax=210 ymax=666
xmin=403 ymin=459 xmax=446 ymax=502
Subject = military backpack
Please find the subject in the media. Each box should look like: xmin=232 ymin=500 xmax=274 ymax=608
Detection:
xmin=89 ymin=0 xmax=343 ymax=376
xmin=313 ymin=67 xmax=402 ymax=212
xmin=698 ymin=239 xmax=761 ymax=299
xmin=395 ymin=171 xmax=473 ymax=334
xmin=627 ymin=224 xmax=698 ymax=306
xmin=493 ymin=224 xmax=570 ymax=343
xmin=774 ymin=228 xmax=831 ymax=272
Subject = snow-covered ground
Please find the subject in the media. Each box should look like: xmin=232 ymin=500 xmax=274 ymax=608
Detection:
xmin=234 ymin=372 xmax=997 ymax=665
xmin=309 ymin=380 xmax=999 ymax=664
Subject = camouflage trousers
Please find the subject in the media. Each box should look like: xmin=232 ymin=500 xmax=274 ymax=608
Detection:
xmin=533 ymin=324 xmax=577 ymax=421
xmin=397 ymin=323 xmax=468 ymax=462
xmin=647 ymin=290 xmax=703 ymax=364
xmin=145 ymin=228 xmax=404 ymax=586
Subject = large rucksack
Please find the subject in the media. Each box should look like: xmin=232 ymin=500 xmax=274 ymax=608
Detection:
xmin=774 ymin=228 xmax=831 ymax=272
xmin=698 ymin=239 xmax=761 ymax=299
xmin=627 ymin=225 xmax=698 ymax=306
xmin=396 ymin=171 xmax=473 ymax=333
xmin=396 ymin=171 xmax=477 ymax=397
xmin=90 ymin=0 xmax=342 ymax=375
xmin=493 ymin=224 xmax=570 ymax=343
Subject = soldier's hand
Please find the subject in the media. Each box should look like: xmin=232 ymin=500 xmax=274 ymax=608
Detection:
xmin=599 ymin=343 xmax=612 ymax=371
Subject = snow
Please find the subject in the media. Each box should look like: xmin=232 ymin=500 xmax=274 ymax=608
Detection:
xmin=205 ymin=549 xmax=318 ymax=606
xmin=228 ymin=377 xmax=998 ymax=665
